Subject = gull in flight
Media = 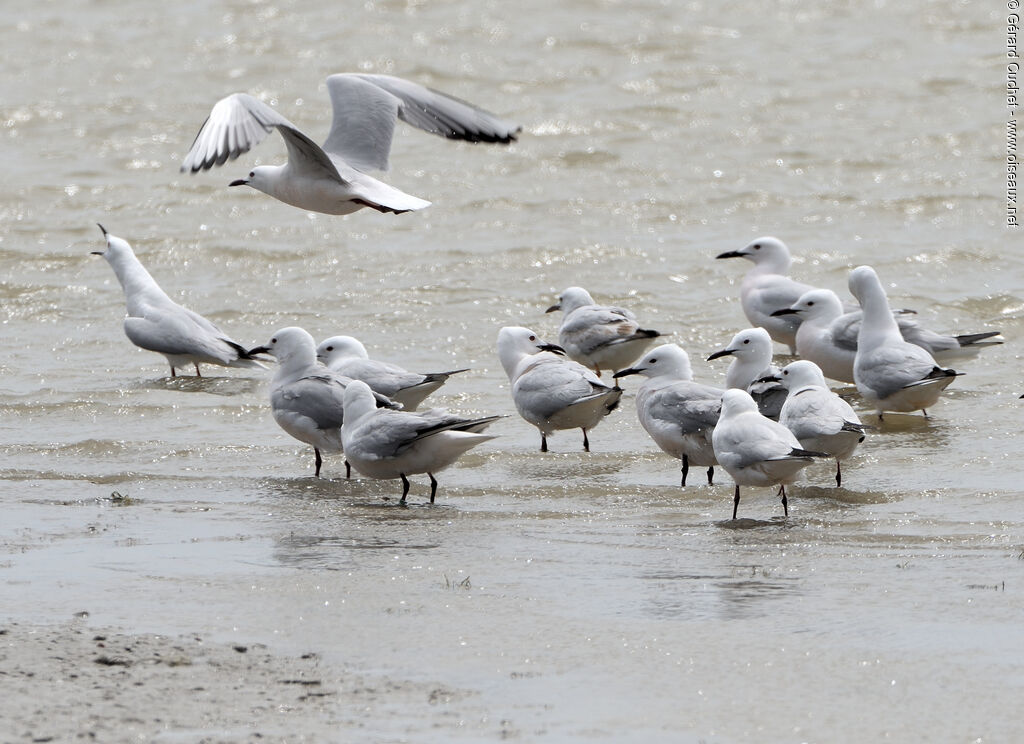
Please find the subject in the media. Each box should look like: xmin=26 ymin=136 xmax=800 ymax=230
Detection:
xmin=613 ymin=344 xmax=723 ymax=487
xmin=248 ymin=327 xmax=396 ymax=477
xmin=776 ymin=360 xmax=868 ymax=487
xmin=712 ymin=389 xmax=830 ymax=520
xmin=341 ymin=380 xmax=499 ymax=504
xmin=545 ymin=287 xmax=662 ymax=376
xmin=707 ymin=327 xmax=787 ymax=419
xmin=316 ymin=335 xmax=468 ymax=411
xmin=772 ymin=288 xmax=1001 ymax=384
xmin=848 ymin=266 xmax=961 ymax=418
xmin=181 ymin=73 xmax=521 ymax=215
xmin=497 ymin=326 xmax=622 ymax=452
xmin=91 ymin=224 xmax=265 ymax=377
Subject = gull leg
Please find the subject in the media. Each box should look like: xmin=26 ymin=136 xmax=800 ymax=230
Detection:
xmin=835 ymin=460 xmax=842 ymax=488
xmin=194 ymin=363 xmax=202 ymax=377
xmin=582 ymin=429 xmax=590 ymax=452
xmin=400 ymin=474 xmax=410 ymax=505
xmin=922 ymin=409 xmax=929 ymax=418
xmin=732 ymin=485 xmax=740 ymax=520
xmin=681 ymin=454 xmax=689 ymax=487
xmin=429 ymin=473 xmax=438 ymax=504
xmin=779 ymin=484 xmax=788 ymax=516
xmin=707 ymin=466 xmax=715 ymax=485
xmin=345 ymin=460 xmax=351 ymax=479
xmin=540 ymin=432 xmax=548 ymax=453
xmin=170 ymin=366 xmax=176 ymax=378
xmin=314 ymin=448 xmax=323 ymax=478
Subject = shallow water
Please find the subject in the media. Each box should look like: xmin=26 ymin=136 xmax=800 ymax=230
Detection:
xmin=2 ymin=0 xmax=1023 ymax=741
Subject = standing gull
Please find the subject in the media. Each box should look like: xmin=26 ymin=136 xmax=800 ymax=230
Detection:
xmin=848 ymin=266 xmax=961 ymax=418
xmin=91 ymin=224 xmax=265 ymax=377
xmin=712 ymin=389 xmax=830 ymax=520
xmin=773 ymin=288 xmax=1001 ymax=383
xmin=715 ymin=236 xmax=817 ymax=352
xmin=777 ymin=360 xmax=867 ymax=487
xmin=497 ymin=326 xmax=622 ymax=452
xmin=181 ymin=73 xmax=521 ymax=215
xmin=341 ymin=380 xmax=499 ymax=504
xmin=613 ymin=344 xmax=722 ymax=487
xmin=316 ymin=335 xmax=468 ymax=411
xmin=545 ymin=287 xmax=662 ymax=376
xmin=248 ymin=327 xmax=395 ymax=478
xmin=707 ymin=327 xmax=787 ymax=419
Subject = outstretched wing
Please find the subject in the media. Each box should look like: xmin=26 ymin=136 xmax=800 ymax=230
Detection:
xmin=181 ymin=93 xmax=345 ymax=183
xmin=321 ymin=73 xmax=521 ymax=173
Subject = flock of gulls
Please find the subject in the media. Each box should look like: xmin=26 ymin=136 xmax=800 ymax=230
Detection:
xmin=93 ymin=73 xmax=1003 ymax=519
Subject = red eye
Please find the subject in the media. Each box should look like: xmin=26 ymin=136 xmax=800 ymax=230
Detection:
xmin=753 ymin=244 xmax=761 ymax=250
xmin=529 ymin=335 xmax=536 ymax=341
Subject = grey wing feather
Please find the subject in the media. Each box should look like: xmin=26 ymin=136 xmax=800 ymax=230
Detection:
xmin=182 ymin=93 xmax=294 ymax=173
xmin=273 ymin=376 xmax=347 ymax=430
xmin=322 ymin=74 xmax=520 ymax=173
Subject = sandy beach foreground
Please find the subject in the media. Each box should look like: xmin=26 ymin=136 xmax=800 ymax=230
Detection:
xmin=0 ymin=621 xmax=472 ymax=743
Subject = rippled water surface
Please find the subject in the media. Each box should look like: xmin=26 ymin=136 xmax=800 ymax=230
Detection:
xmin=2 ymin=0 xmax=1023 ymax=741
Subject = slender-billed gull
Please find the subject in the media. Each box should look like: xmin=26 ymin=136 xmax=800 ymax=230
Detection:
xmin=248 ymin=327 xmax=396 ymax=477
xmin=715 ymin=237 xmax=817 ymax=352
xmin=181 ymin=73 xmax=521 ymax=215
xmin=613 ymin=344 xmax=722 ymax=486
xmin=91 ymin=224 xmax=266 ymax=377
xmin=707 ymin=327 xmax=787 ymax=419
xmin=773 ymin=288 xmax=1001 ymax=383
xmin=497 ymin=326 xmax=622 ymax=452
xmin=712 ymin=389 xmax=830 ymax=519
xmin=545 ymin=287 xmax=662 ymax=376
xmin=316 ymin=335 xmax=468 ymax=411
xmin=341 ymin=380 xmax=499 ymax=504
xmin=777 ymin=360 xmax=867 ymax=487
xmin=848 ymin=266 xmax=961 ymax=418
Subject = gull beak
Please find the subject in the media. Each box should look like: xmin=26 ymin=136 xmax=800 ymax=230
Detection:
xmin=756 ymin=374 xmax=781 ymax=384
xmin=715 ymin=250 xmax=746 ymax=259
xmin=770 ymin=307 xmax=799 ymax=317
xmin=97 ymin=223 xmax=108 ymax=236
xmin=537 ymin=342 xmax=565 ymax=355
xmin=247 ymin=345 xmax=272 ymax=356
xmin=707 ymin=348 xmax=735 ymax=361
xmin=229 ymin=179 xmax=248 ymax=187
xmin=612 ymin=366 xmax=642 ymax=379
xmin=545 ymin=303 xmax=561 ymax=314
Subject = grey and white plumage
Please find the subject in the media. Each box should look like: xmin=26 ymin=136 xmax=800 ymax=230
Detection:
xmin=91 ymin=224 xmax=265 ymax=377
xmin=715 ymin=236 xmax=817 ymax=353
xmin=848 ymin=266 xmax=961 ymax=417
xmin=712 ymin=389 xmax=830 ymax=520
xmin=777 ymin=360 xmax=867 ymax=487
xmin=775 ymin=288 xmax=1001 ymax=384
xmin=249 ymin=327 xmax=396 ymax=477
xmin=181 ymin=73 xmax=521 ymax=215
xmin=497 ymin=326 xmax=622 ymax=452
xmin=545 ymin=287 xmax=662 ymax=376
xmin=613 ymin=344 xmax=722 ymax=487
xmin=707 ymin=327 xmax=787 ymax=419
xmin=341 ymin=380 xmax=499 ymax=504
xmin=316 ymin=335 xmax=468 ymax=411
